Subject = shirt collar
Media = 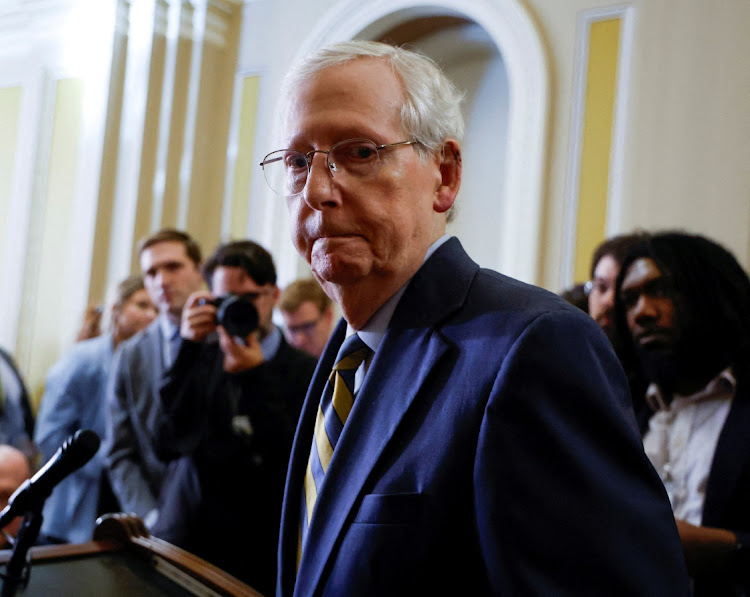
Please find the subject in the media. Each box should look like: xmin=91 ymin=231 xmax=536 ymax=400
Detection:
xmin=158 ymin=313 xmax=180 ymax=343
xmin=260 ymin=325 xmax=282 ymax=361
xmin=354 ymin=235 xmax=451 ymax=353
xmin=646 ymin=367 xmax=737 ymax=412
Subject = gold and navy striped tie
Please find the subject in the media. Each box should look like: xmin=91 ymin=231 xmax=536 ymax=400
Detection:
xmin=299 ymin=333 xmax=371 ymax=553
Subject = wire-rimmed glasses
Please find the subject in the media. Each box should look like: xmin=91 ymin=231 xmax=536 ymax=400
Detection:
xmin=259 ymin=138 xmax=419 ymax=197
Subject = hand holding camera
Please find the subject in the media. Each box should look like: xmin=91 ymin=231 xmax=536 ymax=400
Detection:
xmin=182 ymin=291 xmax=264 ymax=372
xmin=182 ymin=291 xmax=259 ymax=341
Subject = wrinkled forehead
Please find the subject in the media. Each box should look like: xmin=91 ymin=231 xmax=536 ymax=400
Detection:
xmin=278 ymin=58 xmax=405 ymax=145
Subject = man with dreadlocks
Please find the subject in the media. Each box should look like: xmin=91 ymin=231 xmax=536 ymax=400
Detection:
xmin=614 ymin=231 xmax=750 ymax=595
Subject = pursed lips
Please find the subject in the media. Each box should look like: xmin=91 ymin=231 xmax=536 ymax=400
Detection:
xmin=312 ymin=233 xmax=364 ymax=247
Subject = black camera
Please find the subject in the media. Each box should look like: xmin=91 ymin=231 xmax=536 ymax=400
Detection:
xmin=200 ymin=294 xmax=259 ymax=338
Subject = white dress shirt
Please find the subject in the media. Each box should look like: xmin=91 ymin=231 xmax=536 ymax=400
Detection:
xmin=643 ymin=368 xmax=735 ymax=525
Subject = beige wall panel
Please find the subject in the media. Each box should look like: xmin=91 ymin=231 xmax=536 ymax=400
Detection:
xmin=186 ymin=5 xmax=241 ymax=254
xmin=187 ymin=42 xmax=226 ymax=253
xmin=622 ymin=0 xmax=750 ymax=267
xmin=162 ymin=35 xmax=193 ymax=228
xmin=132 ymin=30 xmax=168 ymax=267
xmin=229 ymin=75 xmax=260 ymax=240
xmin=21 ymin=78 xmax=84 ymax=404
xmin=91 ymin=28 xmax=130 ymax=306
xmin=0 ymin=87 xmax=22 ymax=290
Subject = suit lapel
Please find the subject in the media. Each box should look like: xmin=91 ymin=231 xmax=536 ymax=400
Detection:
xmin=279 ymin=322 xmax=344 ymax=596
xmin=293 ymin=238 xmax=479 ymax=596
xmin=702 ymin=384 xmax=750 ymax=526
xmin=297 ymin=326 xmax=451 ymax=595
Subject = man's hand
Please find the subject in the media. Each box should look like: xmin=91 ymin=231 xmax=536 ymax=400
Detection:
xmin=675 ymin=518 xmax=738 ymax=576
xmin=181 ymin=291 xmax=218 ymax=342
xmin=218 ymin=325 xmax=264 ymax=373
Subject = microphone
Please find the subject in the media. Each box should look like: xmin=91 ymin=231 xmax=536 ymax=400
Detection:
xmin=0 ymin=429 xmax=100 ymax=528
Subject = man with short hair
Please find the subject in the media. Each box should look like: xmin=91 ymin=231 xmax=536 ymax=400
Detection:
xmin=279 ymin=277 xmax=334 ymax=358
xmin=104 ymin=229 xmax=204 ymax=530
xmin=262 ymin=40 xmax=688 ymax=596
xmin=155 ymin=240 xmax=316 ymax=594
xmin=614 ymin=231 xmax=750 ymax=594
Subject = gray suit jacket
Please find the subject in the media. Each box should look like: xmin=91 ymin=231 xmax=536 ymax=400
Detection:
xmin=104 ymin=319 xmax=168 ymax=519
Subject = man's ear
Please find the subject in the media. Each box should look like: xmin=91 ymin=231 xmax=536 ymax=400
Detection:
xmin=434 ymin=139 xmax=462 ymax=214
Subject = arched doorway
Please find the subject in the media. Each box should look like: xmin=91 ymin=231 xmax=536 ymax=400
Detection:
xmin=289 ymin=0 xmax=549 ymax=283
xmin=370 ymin=17 xmax=509 ymax=272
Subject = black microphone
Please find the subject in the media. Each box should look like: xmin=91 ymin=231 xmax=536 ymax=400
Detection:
xmin=0 ymin=429 xmax=100 ymax=528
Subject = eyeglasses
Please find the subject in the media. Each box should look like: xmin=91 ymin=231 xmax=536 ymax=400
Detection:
xmin=286 ymin=314 xmax=323 ymax=336
xmin=259 ymin=138 xmax=420 ymax=197
xmin=584 ymin=279 xmax=614 ymax=297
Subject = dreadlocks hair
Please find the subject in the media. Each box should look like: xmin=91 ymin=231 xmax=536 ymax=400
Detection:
xmin=613 ymin=231 xmax=750 ymax=387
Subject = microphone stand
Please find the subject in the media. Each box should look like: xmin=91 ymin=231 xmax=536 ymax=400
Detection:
xmin=0 ymin=501 xmax=44 ymax=596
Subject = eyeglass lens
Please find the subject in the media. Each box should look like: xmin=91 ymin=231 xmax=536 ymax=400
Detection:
xmin=260 ymin=139 xmax=383 ymax=196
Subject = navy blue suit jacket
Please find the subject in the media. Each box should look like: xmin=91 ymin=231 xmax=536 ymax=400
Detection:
xmin=278 ymin=238 xmax=688 ymax=596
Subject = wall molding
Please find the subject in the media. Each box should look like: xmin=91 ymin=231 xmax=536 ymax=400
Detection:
xmin=561 ymin=3 xmax=634 ymax=286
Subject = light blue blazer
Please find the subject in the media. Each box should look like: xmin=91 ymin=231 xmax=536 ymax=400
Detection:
xmin=35 ymin=333 xmax=113 ymax=543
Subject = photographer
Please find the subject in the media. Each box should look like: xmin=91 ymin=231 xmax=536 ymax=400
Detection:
xmin=154 ymin=240 xmax=316 ymax=594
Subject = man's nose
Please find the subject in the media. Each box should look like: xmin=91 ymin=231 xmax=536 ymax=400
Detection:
xmin=154 ymin=269 xmax=171 ymax=288
xmin=631 ymin=294 xmax=658 ymax=323
xmin=602 ymin=287 xmax=616 ymax=309
xmin=302 ymin=153 xmax=338 ymax=210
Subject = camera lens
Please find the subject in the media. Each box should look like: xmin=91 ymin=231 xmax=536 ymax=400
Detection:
xmin=216 ymin=295 xmax=259 ymax=338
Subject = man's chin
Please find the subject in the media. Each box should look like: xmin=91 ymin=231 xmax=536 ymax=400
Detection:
xmin=311 ymin=254 xmax=371 ymax=286
xmin=635 ymin=343 xmax=688 ymax=392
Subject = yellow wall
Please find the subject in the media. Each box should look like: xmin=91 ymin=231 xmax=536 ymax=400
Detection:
xmin=230 ymin=75 xmax=260 ymax=239
xmin=575 ymin=18 xmax=621 ymax=281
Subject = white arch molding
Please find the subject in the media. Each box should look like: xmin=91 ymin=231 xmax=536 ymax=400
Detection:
xmin=281 ymin=0 xmax=549 ymax=284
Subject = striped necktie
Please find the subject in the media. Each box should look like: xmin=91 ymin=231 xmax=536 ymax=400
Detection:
xmin=300 ymin=333 xmax=371 ymax=552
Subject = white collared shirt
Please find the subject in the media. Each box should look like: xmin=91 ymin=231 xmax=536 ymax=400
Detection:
xmin=642 ymin=368 xmax=736 ymax=525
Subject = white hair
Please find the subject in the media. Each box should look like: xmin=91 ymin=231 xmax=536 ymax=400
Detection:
xmin=279 ymin=40 xmax=464 ymax=219
xmin=281 ymin=41 xmax=464 ymax=149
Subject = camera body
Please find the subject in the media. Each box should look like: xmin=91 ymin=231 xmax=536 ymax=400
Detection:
xmin=200 ymin=294 xmax=259 ymax=338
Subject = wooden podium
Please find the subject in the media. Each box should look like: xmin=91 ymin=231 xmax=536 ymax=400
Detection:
xmin=0 ymin=513 xmax=262 ymax=596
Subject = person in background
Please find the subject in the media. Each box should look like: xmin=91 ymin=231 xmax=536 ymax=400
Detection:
xmin=279 ymin=277 xmax=335 ymax=358
xmin=559 ymin=282 xmax=588 ymax=313
xmin=0 ymin=444 xmax=31 ymax=549
xmin=104 ymin=229 xmax=204 ymax=532
xmin=614 ymin=231 xmax=750 ymax=595
xmin=0 ymin=349 xmax=36 ymax=463
xmin=585 ymin=232 xmax=651 ymax=410
xmin=35 ymin=274 xmax=157 ymax=544
xmin=586 ymin=232 xmax=647 ymax=340
xmin=75 ymin=304 xmax=103 ymax=342
xmin=264 ymin=40 xmax=688 ymax=595
xmin=155 ymin=240 xmax=316 ymax=594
